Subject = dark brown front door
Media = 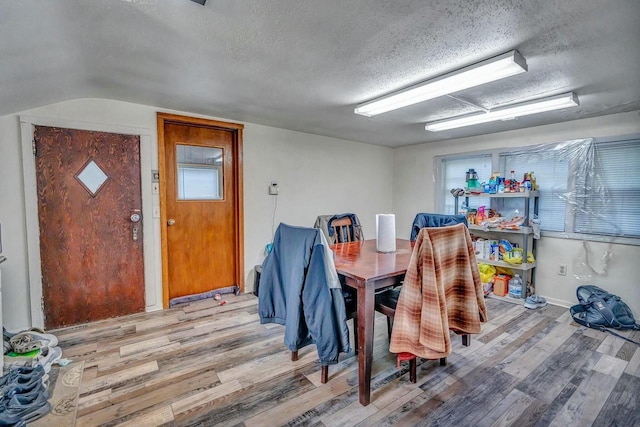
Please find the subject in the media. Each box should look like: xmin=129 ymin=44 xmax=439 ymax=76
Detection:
xmin=158 ymin=114 xmax=244 ymax=306
xmin=34 ymin=126 xmax=145 ymax=329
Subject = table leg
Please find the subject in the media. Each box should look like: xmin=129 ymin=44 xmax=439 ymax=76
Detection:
xmin=356 ymin=281 xmax=375 ymax=406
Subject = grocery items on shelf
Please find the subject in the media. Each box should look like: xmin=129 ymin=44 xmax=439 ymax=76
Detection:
xmin=459 ymin=169 xmax=539 ymax=195
xmin=472 ymin=237 xmax=535 ymax=264
xmin=454 ymin=188 xmax=539 ymax=300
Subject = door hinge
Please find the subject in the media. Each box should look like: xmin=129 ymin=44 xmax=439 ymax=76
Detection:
xmin=41 ymin=296 xmax=44 ymax=312
xmin=32 ymin=138 xmax=37 ymax=156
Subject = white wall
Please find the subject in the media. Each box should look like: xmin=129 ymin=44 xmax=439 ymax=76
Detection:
xmin=0 ymin=98 xmax=393 ymax=331
xmin=244 ymin=124 xmax=393 ymax=275
xmin=393 ymin=111 xmax=640 ymax=315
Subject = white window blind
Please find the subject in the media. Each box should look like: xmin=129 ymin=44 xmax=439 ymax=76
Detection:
xmin=575 ymin=140 xmax=640 ymax=238
xmin=442 ymin=155 xmax=492 ymax=214
xmin=500 ymin=152 xmax=568 ymax=232
xmin=178 ymin=166 xmax=220 ymax=200
xmin=437 ymin=137 xmax=639 ymax=241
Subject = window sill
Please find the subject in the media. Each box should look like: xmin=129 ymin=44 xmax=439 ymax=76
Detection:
xmin=541 ymin=231 xmax=640 ymax=247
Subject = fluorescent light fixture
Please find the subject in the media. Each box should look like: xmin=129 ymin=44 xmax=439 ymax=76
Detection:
xmin=354 ymin=50 xmax=528 ymax=117
xmin=424 ymin=92 xmax=579 ymax=131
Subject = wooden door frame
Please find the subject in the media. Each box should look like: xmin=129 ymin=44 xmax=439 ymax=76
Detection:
xmin=157 ymin=113 xmax=244 ymax=308
xmin=20 ymin=115 xmax=157 ymax=329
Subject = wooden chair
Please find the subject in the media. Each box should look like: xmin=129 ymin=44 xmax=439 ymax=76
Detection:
xmin=259 ymin=223 xmax=358 ymax=384
xmin=330 ymin=217 xmax=354 ymax=243
xmin=292 ymin=291 xmax=358 ymax=383
xmin=389 ymin=215 xmax=471 ymax=376
xmin=374 ymin=287 xmax=469 ymax=383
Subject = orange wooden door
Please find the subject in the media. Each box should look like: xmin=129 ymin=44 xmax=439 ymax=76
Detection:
xmin=34 ymin=126 xmax=145 ymax=329
xmin=159 ymin=115 xmax=244 ymax=304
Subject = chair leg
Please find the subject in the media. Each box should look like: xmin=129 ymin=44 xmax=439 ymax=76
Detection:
xmin=386 ymin=317 xmax=393 ymax=342
xmin=397 ymin=352 xmax=417 ymax=383
xmin=440 ymin=357 xmax=447 ymax=366
xmin=409 ymin=357 xmax=417 ymax=383
xmin=291 ymin=350 xmax=298 ymax=362
xmin=321 ymin=365 xmax=328 ymax=384
xmin=462 ymin=334 xmax=470 ymax=347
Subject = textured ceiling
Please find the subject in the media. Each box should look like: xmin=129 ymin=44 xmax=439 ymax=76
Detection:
xmin=1 ymin=0 xmax=639 ymax=147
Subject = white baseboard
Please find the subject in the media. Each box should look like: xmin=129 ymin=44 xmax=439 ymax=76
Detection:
xmin=542 ymin=297 xmax=573 ymax=309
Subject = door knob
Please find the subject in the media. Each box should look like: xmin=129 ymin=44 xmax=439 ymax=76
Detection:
xmin=167 ymin=219 xmax=176 ymax=226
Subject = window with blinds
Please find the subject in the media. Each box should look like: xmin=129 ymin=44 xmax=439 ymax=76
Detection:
xmin=436 ymin=136 xmax=639 ymax=241
xmin=500 ymin=151 xmax=569 ymax=232
xmin=442 ymin=155 xmax=492 ymax=214
xmin=574 ymin=139 xmax=640 ymax=238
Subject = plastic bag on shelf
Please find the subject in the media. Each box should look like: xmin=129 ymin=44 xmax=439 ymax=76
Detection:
xmin=495 ymin=266 xmax=514 ymax=276
xmin=529 ymin=214 xmax=541 ymax=239
xmin=483 ymin=216 xmax=504 ymax=229
xmin=498 ymin=215 xmax=526 ymax=230
xmin=478 ymin=263 xmax=497 ymax=283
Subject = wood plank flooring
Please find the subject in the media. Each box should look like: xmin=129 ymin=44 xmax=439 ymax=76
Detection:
xmin=40 ymin=293 xmax=640 ymax=427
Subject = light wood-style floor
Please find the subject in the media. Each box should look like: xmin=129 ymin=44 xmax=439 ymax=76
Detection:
xmin=44 ymin=293 xmax=640 ymax=427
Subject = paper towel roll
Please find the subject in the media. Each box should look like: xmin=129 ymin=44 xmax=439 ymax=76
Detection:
xmin=376 ymin=214 xmax=396 ymax=253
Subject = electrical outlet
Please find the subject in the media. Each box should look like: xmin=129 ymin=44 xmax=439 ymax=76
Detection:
xmin=152 ymin=182 xmax=160 ymax=195
xmin=152 ymin=206 xmax=160 ymax=218
xmin=558 ymin=264 xmax=567 ymax=276
xmin=269 ymin=181 xmax=279 ymax=195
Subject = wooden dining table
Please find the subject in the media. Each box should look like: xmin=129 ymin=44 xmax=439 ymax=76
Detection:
xmin=331 ymin=238 xmax=414 ymax=406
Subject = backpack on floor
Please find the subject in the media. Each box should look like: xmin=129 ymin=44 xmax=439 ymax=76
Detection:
xmin=570 ymin=285 xmax=640 ymax=345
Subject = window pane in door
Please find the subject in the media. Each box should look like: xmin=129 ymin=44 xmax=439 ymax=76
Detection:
xmin=176 ymin=145 xmax=223 ymax=200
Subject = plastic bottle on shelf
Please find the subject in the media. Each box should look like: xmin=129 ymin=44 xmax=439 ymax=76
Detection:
xmin=488 ymin=172 xmax=499 ymax=194
xmin=466 ymin=169 xmax=480 ymax=192
xmin=530 ymin=171 xmax=537 ymax=190
xmin=508 ymin=274 xmax=523 ymax=299
xmin=522 ymin=172 xmax=532 ymax=191
xmin=459 ymin=201 xmax=468 ymax=216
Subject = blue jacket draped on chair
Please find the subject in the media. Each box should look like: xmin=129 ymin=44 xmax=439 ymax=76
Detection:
xmin=258 ymin=223 xmax=351 ymax=365
xmin=410 ymin=213 xmax=468 ymax=241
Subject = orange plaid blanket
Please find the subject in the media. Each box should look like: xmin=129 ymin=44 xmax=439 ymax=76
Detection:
xmin=389 ymin=223 xmax=487 ymax=359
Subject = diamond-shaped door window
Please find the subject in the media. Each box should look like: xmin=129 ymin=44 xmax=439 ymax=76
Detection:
xmin=75 ymin=158 xmax=109 ymax=197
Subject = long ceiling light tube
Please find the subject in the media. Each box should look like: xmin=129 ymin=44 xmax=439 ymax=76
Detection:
xmin=354 ymin=50 xmax=528 ymax=117
xmin=424 ymin=92 xmax=579 ymax=131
